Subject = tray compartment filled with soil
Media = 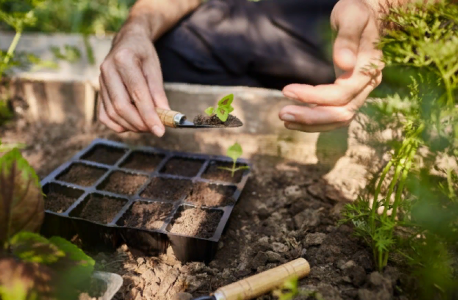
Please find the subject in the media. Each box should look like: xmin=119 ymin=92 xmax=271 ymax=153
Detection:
xmin=97 ymin=171 xmax=148 ymax=196
xmin=81 ymin=144 xmax=127 ymax=165
xmin=186 ymin=182 xmax=236 ymax=207
xmin=56 ymin=163 xmax=107 ymax=187
xmin=119 ymin=151 xmax=165 ymax=172
xmin=40 ymin=138 xmax=251 ymax=263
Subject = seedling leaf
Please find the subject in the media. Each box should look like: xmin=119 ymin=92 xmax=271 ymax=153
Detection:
xmin=227 ymin=142 xmax=243 ymax=162
xmin=10 ymin=232 xmax=65 ymax=264
xmin=205 ymin=107 xmax=214 ymax=116
xmin=216 ymin=107 xmax=229 ymax=122
xmin=218 ymin=94 xmax=233 ymax=108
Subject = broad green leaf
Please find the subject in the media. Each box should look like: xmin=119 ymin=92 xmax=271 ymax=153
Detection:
xmin=216 ymin=107 xmax=229 ymax=122
xmin=227 ymin=142 xmax=243 ymax=163
xmin=0 ymin=149 xmax=44 ymax=247
xmin=10 ymin=232 xmax=64 ymax=264
xmin=217 ymin=94 xmax=233 ymax=108
xmin=205 ymin=107 xmax=214 ymax=116
xmin=228 ymin=106 xmax=234 ymax=113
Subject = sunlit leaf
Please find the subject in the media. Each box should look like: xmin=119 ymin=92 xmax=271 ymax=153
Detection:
xmin=10 ymin=232 xmax=65 ymax=264
xmin=226 ymin=142 xmax=242 ymax=163
xmin=205 ymin=107 xmax=214 ymax=116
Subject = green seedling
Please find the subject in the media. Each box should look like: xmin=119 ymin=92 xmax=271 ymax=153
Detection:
xmin=219 ymin=142 xmax=250 ymax=177
xmin=205 ymin=94 xmax=235 ymax=122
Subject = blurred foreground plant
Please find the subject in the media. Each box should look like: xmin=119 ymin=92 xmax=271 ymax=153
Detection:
xmin=342 ymin=1 xmax=458 ymax=299
xmin=0 ymin=141 xmax=95 ymax=300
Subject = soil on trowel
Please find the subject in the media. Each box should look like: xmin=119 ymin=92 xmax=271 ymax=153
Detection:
xmin=78 ymin=277 xmax=108 ymax=300
xmin=82 ymin=145 xmax=126 ymax=165
xmin=201 ymin=161 xmax=246 ymax=183
xmin=73 ymin=194 xmax=126 ymax=224
xmin=119 ymin=202 xmax=173 ymax=230
xmin=120 ymin=152 xmax=164 ymax=172
xmin=160 ymin=157 xmax=204 ymax=177
xmin=186 ymin=182 xmax=236 ymax=207
xmin=45 ymin=192 xmax=77 ymax=213
xmin=193 ymin=114 xmax=243 ymax=128
xmin=58 ymin=164 xmax=107 ymax=187
xmin=140 ymin=177 xmax=192 ymax=202
xmin=169 ymin=207 xmax=222 ymax=239
xmin=98 ymin=171 xmax=148 ymax=196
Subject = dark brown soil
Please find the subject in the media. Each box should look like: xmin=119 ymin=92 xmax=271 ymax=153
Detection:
xmin=186 ymin=182 xmax=236 ymax=207
xmin=140 ymin=178 xmax=192 ymax=202
xmin=79 ymin=277 xmax=108 ymax=300
xmin=98 ymin=171 xmax=148 ymax=196
xmin=169 ymin=207 xmax=222 ymax=238
xmin=201 ymin=161 xmax=246 ymax=183
xmin=119 ymin=201 xmax=173 ymax=230
xmin=45 ymin=192 xmax=77 ymax=213
xmin=160 ymin=157 xmax=204 ymax=177
xmin=193 ymin=114 xmax=243 ymax=128
xmin=82 ymin=145 xmax=126 ymax=165
xmin=120 ymin=151 xmax=164 ymax=172
xmin=58 ymin=164 xmax=107 ymax=187
xmin=72 ymin=194 xmax=127 ymax=224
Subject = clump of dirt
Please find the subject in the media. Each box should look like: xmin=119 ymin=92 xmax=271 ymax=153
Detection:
xmin=140 ymin=178 xmax=192 ymax=202
xmin=78 ymin=277 xmax=108 ymax=300
xmin=193 ymin=114 xmax=243 ymax=128
xmin=82 ymin=145 xmax=126 ymax=165
xmin=119 ymin=202 xmax=173 ymax=230
xmin=201 ymin=161 xmax=246 ymax=183
xmin=73 ymin=194 xmax=126 ymax=224
xmin=120 ymin=152 xmax=164 ymax=172
xmin=58 ymin=164 xmax=107 ymax=187
xmin=160 ymin=158 xmax=204 ymax=177
xmin=169 ymin=207 xmax=222 ymax=238
xmin=98 ymin=171 xmax=148 ymax=196
xmin=186 ymin=182 xmax=236 ymax=207
xmin=45 ymin=192 xmax=77 ymax=213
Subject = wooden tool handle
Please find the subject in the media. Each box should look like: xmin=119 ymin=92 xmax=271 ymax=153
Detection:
xmin=214 ymin=258 xmax=310 ymax=300
xmin=155 ymin=107 xmax=182 ymax=128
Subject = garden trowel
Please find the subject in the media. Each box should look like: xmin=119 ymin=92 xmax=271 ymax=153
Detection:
xmin=155 ymin=108 xmax=242 ymax=129
xmin=190 ymin=258 xmax=310 ymax=300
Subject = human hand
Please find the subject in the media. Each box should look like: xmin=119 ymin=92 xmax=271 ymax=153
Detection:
xmin=279 ymin=0 xmax=384 ymax=132
xmin=98 ymin=26 xmax=170 ymax=136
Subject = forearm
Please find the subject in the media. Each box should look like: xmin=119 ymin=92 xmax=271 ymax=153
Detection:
xmin=115 ymin=0 xmax=202 ymax=43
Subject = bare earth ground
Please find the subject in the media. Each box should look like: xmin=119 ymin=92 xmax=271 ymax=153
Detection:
xmin=1 ymin=117 xmax=411 ymax=300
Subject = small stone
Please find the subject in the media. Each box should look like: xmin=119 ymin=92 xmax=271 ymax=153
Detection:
xmin=293 ymin=209 xmax=321 ymax=228
xmin=368 ymin=272 xmax=385 ymax=287
xmin=316 ymin=283 xmax=342 ymax=300
xmin=284 ymin=185 xmax=303 ymax=199
xmin=308 ymin=183 xmax=324 ymax=198
xmin=252 ymin=239 xmax=271 ymax=252
xmin=301 ymin=248 xmax=307 ymax=257
xmin=171 ymin=292 xmax=193 ymax=300
xmin=340 ymin=260 xmax=356 ymax=270
xmin=266 ymin=251 xmax=283 ymax=263
xmin=358 ymin=289 xmax=391 ymax=300
xmin=288 ymin=199 xmax=308 ymax=216
xmin=257 ymin=204 xmax=270 ymax=220
xmin=272 ymin=242 xmax=289 ymax=253
xmin=251 ymin=252 xmax=269 ymax=268
xmin=304 ymin=233 xmax=327 ymax=247
xmin=218 ymin=241 xmax=224 ymax=250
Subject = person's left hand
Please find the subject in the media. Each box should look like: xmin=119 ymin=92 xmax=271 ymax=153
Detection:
xmin=279 ymin=0 xmax=384 ymax=132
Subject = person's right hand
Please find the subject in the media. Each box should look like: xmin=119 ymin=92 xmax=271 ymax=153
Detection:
xmin=98 ymin=29 xmax=170 ymax=137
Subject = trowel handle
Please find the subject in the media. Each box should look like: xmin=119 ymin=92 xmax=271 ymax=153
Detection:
xmin=155 ymin=107 xmax=184 ymax=128
xmin=213 ymin=258 xmax=310 ymax=300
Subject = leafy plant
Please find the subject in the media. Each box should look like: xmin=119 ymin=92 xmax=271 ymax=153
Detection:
xmin=0 ymin=145 xmax=95 ymax=299
xmin=219 ymin=142 xmax=250 ymax=177
xmin=273 ymin=277 xmax=323 ymax=300
xmin=342 ymin=1 xmax=457 ymax=298
xmin=205 ymin=94 xmax=235 ymax=122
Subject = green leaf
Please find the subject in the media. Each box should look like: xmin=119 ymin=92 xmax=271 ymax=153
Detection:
xmin=205 ymin=107 xmax=214 ymax=116
xmin=9 ymin=232 xmax=65 ymax=264
xmin=228 ymin=106 xmax=234 ymax=113
xmin=216 ymin=107 xmax=229 ymax=122
xmin=227 ymin=142 xmax=243 ymax=163
xmin=217 ymin=94 xmax=234 ymax=108
xmin=0 ymin=148 xmax=40 ymax=189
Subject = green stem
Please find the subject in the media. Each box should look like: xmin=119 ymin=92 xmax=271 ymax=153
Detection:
xmin=231 ymin=160 xmax=236 ymax=177
xmin=371 ymin=160 xmax=394 ymax=230
xmin=446 ymin=168 xmax=456 ymax=202
xmin=3 ymin=31 xmax=22 ymax=67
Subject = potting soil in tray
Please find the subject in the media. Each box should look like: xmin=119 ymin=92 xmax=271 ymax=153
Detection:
xmin=40 ymin=139 xmax=251 ymax=263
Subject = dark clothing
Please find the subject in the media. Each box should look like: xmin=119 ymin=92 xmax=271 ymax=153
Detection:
xmin=155 ymin=0 xmax=338 ymax=90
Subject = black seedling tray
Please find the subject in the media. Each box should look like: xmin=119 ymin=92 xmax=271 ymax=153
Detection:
xmin=40 ymin=139 xmax=251 ymax=263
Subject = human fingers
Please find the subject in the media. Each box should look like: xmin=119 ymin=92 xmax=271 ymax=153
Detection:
xmin=97 ymin=99 xmax=126 ymax=133
xmin=142 ymin=54 xmax=170 ymax=110
xmin=284 ymin=121 xmax=350 ymax=132
xmin=112 ymin=49 xmax=166 ymax=137
xmin=99 ymin=76 xmax=138 ymax=132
